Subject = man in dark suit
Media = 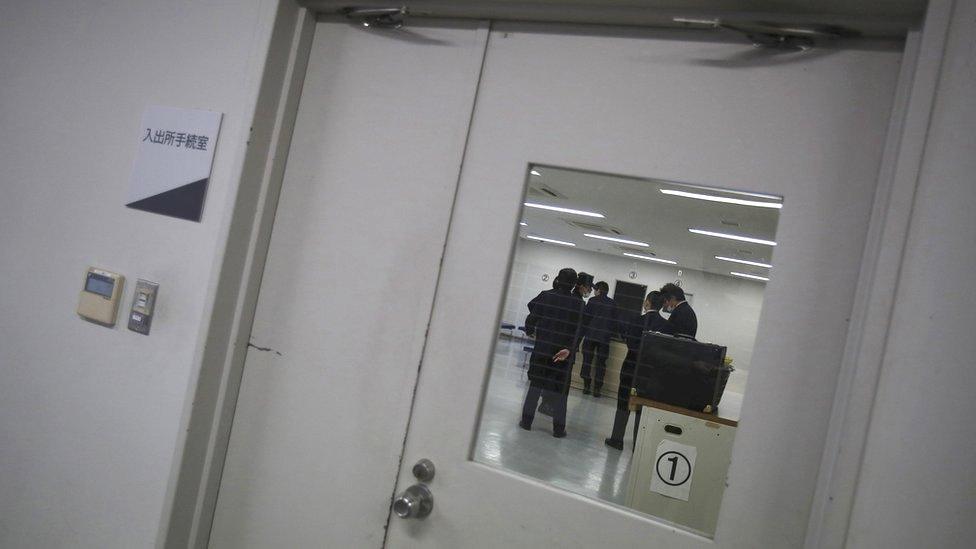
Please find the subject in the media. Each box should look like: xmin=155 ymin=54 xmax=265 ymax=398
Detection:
xmin=580 ymin=281 xmax=618 ymax=397
xmin=536 ymin=271 xmax=592 ymax=417
xmin=520 ymin=267 xmax=584 ymax=438
xmin=659 ymin=282 xmax=697 ymax=339
xmin=605 ymin=291 xmax=668 ymax=451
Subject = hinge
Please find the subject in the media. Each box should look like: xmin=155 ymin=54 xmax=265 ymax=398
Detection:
xmin=673 ymin=18 xmax=858 ymax=51
xmin=341 ymin=6 xmax=409 ymax=29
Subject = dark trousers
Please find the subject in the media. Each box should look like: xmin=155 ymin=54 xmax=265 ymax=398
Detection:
xmin=521 ymin=379 xmax=568 ymax=433
xmin=580 ymin=338 xmax=609 ymax=390
xmin=608 ymin=405 xmax=642 ymax=450
xmin=607 ymin=360 xmax=641 ymax=447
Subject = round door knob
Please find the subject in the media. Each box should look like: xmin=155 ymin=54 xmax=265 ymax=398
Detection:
xmin=393 ymin=483 xmax=433 ymax=519
xmin=411 ymin=458 xmax=435 ymax=482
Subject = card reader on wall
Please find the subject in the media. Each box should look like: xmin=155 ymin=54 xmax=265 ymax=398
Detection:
xmin=77 ymin=267 xmax=124 ymax=326
xmin=128 ymin=279 xmax=159 ymax=335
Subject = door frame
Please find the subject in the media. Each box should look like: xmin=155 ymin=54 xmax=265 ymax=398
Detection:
xmin=157 ymin=2 xmax=951 ymax=548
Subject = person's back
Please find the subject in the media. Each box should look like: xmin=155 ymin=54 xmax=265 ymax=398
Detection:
xmin=665 ymin=301 xmax=697 ymax=338
xmin=619 ymin=308 xmax=645 ymax=352
xmin=521 ymin=267 xmax=583 ymax=438
xmin=583 ymin=292 xmax=618 ymax=344
xmin=580 ymin=281 xmax=617 ymax=395
xmin=523 ymin=288 xmax=553 ymax=338
xmin=645 ymin=308 xmax=668 ymax=333
xmin=532 ymin=289 xmax=583 ymax=356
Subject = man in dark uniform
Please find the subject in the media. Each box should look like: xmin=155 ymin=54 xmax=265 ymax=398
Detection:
xmin=659 ymin=282 xmax=698 ymax=339
xmin=529 ymin=271 xmax=590 ymax=418
xmin=520 ymin=268 xmax=585 ymax=438
xmin=553 ymin=271 xmax=592 ymax=409
xmin=605 ymin=291 xmax=668 ymax=451
xmin=580 ymin=281 xmax=618 ymax=397
xmin=525 ymin=279 xmax=561 ymax=418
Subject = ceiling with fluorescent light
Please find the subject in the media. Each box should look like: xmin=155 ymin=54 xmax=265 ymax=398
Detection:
xmin=520 ymin=165 xmax=781 ymax=280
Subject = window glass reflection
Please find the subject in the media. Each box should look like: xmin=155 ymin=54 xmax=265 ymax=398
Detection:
xmin=474 ymin=165 xmax=781 ymax=537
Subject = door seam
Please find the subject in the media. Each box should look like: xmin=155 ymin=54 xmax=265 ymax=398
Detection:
xmin=379 ymin=19 xmax=494 ymax=548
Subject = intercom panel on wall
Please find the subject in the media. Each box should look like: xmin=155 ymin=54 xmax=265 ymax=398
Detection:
xmin=77 ymin=267 xmax=124 ymax=326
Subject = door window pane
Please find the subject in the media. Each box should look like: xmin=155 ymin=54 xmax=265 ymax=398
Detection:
xmin=474 ymin=164 xmax=782 ymax=537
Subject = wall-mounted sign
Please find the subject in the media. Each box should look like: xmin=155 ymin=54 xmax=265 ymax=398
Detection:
xmin=126 ymin=106 xmax=222 ymax=222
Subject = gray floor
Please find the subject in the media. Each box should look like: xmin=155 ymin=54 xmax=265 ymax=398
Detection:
xmin=473 ymin=336 xmax=744 ymax=507
xmin=473 ymin=337 xmax=637 ymax=505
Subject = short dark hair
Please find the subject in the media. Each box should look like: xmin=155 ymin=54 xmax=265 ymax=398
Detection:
xmin=659 ymin=283 xmax=685 ymax=301
xmin=594 ymin=281 xmax=609 ymax=294
xmin=645 ymin=290 xmax=664 ymax=310
xmin=554 ymin=267 xmax=577 ymax=291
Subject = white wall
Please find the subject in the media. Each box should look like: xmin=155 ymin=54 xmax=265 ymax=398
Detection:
xmin=505 ymin=239 xmax=766 ymax=371
xmin=845 ymin=1 xmax=976 ymax=546
xmin=2 ymin=2 xmax=972 ymax=547
xmin=0 ymin=1 xmax=279 ymax=547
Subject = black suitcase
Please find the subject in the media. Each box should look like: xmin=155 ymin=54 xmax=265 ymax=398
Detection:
xmin=633 ymin=331 xmax=731 ymax=413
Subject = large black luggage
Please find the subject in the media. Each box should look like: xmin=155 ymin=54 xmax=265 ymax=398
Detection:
xmin=633 ymin=331 xmax=731 ymax=413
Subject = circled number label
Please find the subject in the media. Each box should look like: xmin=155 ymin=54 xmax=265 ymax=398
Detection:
xmin=649 ymin=440 xmax=698 ymax=501
xmin=656 ymin=451 xmax=692 ymax=486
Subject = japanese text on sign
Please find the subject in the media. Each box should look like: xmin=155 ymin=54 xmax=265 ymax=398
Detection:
xmin=142 ymin=128 xmax=209 ymax=151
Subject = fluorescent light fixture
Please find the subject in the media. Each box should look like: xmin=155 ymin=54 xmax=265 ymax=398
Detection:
xmin=731 ymin=271 xmax=770 ymax=282
xmin=660 ymin=189 xmax=782 ymax=209
xmin=530 ymin=169 xmax=542 ymax=176
xmin=689 ymin=228 xmax=777 ymax=246
xmin=524 ymin=202 xmax=605 ymax=218
xmin=526 ymin=235 xmax=575 ymax=247
xmin=663 ymin=182 xmax=781 ymax=201
xmin=623 ymin=253 xmax=677 ymax=265
xmin=583 ymin=233 xmax=649 ymax=247
xmin=715 ymin=255 xmax=772 ymax=268
xmin=519 ymin=222 xmax=527 ymax=226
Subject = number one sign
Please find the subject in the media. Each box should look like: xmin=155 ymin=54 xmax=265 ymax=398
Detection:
xmin=650 ymin=440 xmax=697 ymax=501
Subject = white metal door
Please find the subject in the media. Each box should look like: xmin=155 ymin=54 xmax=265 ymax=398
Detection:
xmin=208 ymin=19 xmax=489 ymax=548
xmin=385 ymin=23 xmax=902 ymax=547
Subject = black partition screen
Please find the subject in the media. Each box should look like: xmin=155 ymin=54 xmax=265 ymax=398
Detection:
xmin=612 ymin=280 xmax=646 ymax=316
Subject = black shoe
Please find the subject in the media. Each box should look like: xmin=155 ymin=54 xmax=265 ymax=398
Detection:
xmin=553 ymin=429 xmax=567 ymax=438
xmin=582 ymin=383 xmax=591 ymax=395
xmin=604 ymin=438 xmax=624 ymax=450
xmin=518 ymin=420 xmax=532 ymax=431
xmin=592 ymin=390 xmax=601 ymax=398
